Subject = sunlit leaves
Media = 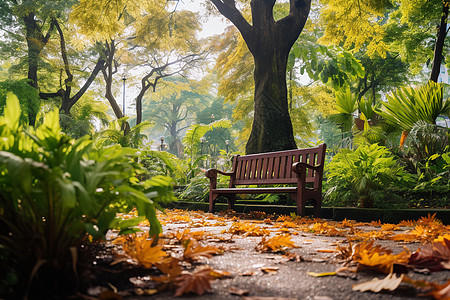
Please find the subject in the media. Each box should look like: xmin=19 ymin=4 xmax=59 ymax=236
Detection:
xmin=225 ymin=221 xmax=270 ymax=236
xmin=183 ymin=240 xmax=222 ymax=262
xmin=117 ymin=234 xmax=167 ymax=268
xmin=256 ymin=234 xmax=297 ymax=252
xmin=318 ymin=0 xmax=389 ymax=57
xmin=107 ymin=208 xmax=450 ymax=297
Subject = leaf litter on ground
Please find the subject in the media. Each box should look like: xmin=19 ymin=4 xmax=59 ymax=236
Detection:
xmin=100 ymin=210 xmax=450 ymax=298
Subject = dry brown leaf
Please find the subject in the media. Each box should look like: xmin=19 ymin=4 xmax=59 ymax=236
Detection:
xmin=154 ymin=257 xmax=182 ymax=282
xmin=174 ymin=268 xmax=214 ymax=296
xmin=282 ymin=252 xmax=304 ymax=262
xmin=426 ymin=280 xmax=450 ymax=300
xmin=352 ymin=273 xmax=404 ymax=292
xmin=261 ymin=266 xmax=279 ymax=274
xmin=242 ymin=297 xmax=297 ymax=300
xmin=183 ymin=240 xmax=221 ymax=262
xmin=408 ymin=238 xmax=450 ymax=272
xmin=229 ymin=286 xmax=250 ymax=296
xmin=316 ymin=249 xmax=336 ymax=253
xmin=209 ymin=269 xmax=233 ymax=279
xmin=241 ymin=270 xmax=258 ymax=276
xmin=98 ymin=290 xmax=123 ymax=300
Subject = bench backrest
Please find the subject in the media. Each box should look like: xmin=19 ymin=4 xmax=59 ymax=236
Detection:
xmin=229 ymin=144 xmax=326 ymax=187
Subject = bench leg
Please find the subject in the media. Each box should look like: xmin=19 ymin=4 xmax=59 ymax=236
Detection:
xmin=312 ymin=196 xmax=322 ymax=218
xmin=290 ymin=193 xmax=305 ymax=217
xmin=226 ymin=194 xmax=236 ymax=211
xmin=209 ymin=193 xmax=218 ymax=213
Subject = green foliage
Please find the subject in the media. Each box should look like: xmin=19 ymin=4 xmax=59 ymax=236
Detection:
xmin=0 ymin=93 xmax=174 ymax=298
xmin=324 ymin=144 xmax=411 ymax=208
xmin=93 ymin=118 xmax=153 ymax=148
xmin=183 ymin=120 xmax=231 ymax=163
xmin=139 ymin=149 xmax=185 ymax=183
xmin=0 ymin=80 xmax=41 ymax=126
xmin=294 ymin=44 xmax=365 ymax=90
xmin=60 ymin=98 xmax=110 ymax=139
xmin=377 ymin=81 xmax=450 ymax=131
xmin=327 ymin=87 xmax=357 ymax=134
xmin=407 ymin=121 xmax=449 ymax=162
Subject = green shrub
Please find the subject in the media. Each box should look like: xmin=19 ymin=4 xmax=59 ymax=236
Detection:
xmin=324 ymin=143 xmax=411 ymax=208
xmin=0 ymin=93 xmax=174 ymax=299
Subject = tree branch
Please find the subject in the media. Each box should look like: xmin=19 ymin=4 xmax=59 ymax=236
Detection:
xmin=209 ymin=0 xmax=252 ymax=40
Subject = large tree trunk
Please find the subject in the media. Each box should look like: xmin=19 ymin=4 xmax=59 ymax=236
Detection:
xmin=210 ymin=0 xmax=311 ymax=154
xmin=23 ymin=12 xmax=54 ymax=88
xmin=430 ymin=1 xmax=449 ymax=83
xmin=247 ymin=44 xmax=296 ymax=153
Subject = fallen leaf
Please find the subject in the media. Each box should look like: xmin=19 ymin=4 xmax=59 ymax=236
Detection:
xmin=229 ymin=286 xmax=250 ymax=296
xmin=261 ymin=266 xmax=279 ymax=274
xmin=282 ymin=252 xmax=304 ymax=262
xmin=256 ymin=234 xmax=297 ymax=252
xmin=316 ymin=249 xmax=336 ymax=253
xmin=352 ymin=273 xmax=404 ymax=292
xmin=154 ymin=257 xmax=182 ymax=282
xmin=119 ymin=234 xmax=167 ymax=268
xmin=351 ymin=241 xmax=410 ymax=273
xmin=313 ymin=296 xmax=334 ymax=300
xmin=307 ymin=271 xmax=337 ymax=277
xmin=174 ymin=268 xmax=214 ymax=296
xmin=210 ymin=269 xmax=232 ymax=278
xmin=243 ymin=297 xmax=297 ymax=300
xmin=98 ymin=290 xmax=123 ymax=300
xmin=225 ymin=221 xmax=270 ymax=236
xmin=183 ymin=240 xmax=221 ymax=261
xmin=426 ymin=280 xmax=450 ymax=300
xmin=241 ymin=270 xmax=257 ymax=276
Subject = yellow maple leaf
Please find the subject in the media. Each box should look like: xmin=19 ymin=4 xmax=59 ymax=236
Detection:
xmin=224 ymin=221 xmax=270 ymax=236
xmin=121 ymin=234 xmax=167 ymax=268
xmin=152 ymin=257 xmax=183 ymax=284
xmin=434 ymin=234 xmax=450 ymax=245
xmin=352 ymin=241 xmax=410 ymax=273
xmin=255 ymin=234 xmax=297 ymax=252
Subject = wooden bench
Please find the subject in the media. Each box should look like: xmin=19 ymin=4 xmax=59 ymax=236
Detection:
xmin=205 ymin=143 xmax=326 ymax=217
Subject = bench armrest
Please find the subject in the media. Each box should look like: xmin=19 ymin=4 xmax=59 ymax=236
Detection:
xmin=292 ymin=162 xmax=323 ymax=177
xmin=205 ymin=169 xmax=234 ymax=179
xmin=205 ymin=169 xmax=235 ymax=190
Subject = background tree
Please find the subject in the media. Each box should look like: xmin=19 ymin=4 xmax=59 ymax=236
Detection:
xmin=209 ymin=0 xmax=312 ymax=154
xmin=140 ymin=77 xmax=208 ymax=157
xmin=71 ymin=0 xmax=204 ymax=134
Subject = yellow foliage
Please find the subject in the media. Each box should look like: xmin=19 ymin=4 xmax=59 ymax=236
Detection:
xmin=318 ymin=0 xmax=389 ymax=57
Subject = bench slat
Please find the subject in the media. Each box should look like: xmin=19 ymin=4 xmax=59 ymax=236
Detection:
xmin=212 ymin=187 xmax=297 ymax=194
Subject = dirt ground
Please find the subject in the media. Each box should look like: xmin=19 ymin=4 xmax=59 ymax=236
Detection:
xmin=82 ymin=209 xmax=450 ymax=300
